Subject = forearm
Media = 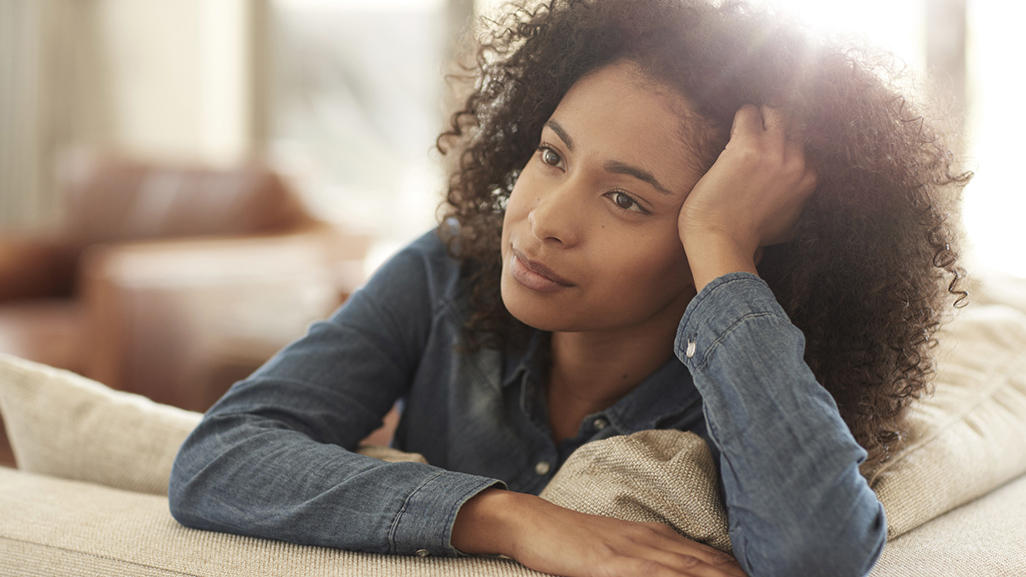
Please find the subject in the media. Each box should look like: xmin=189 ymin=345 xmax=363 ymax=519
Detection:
xmin=169 ymin=407 xmax=503 ymax=555
xmin=165 ymin=230 xmax=516 ymax=555
xmin=681 ymin=233 xmax=759 ymax=294
xmin=451 ymin=488 xmax=529 ymax=555
xmin=676 ymin=273 xmax=886 ymax=577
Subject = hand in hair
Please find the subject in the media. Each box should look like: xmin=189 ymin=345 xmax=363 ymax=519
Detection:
xmin=452 ymin=488 xmax=746 ymax=577
xmin=678 ymin=105 xmax=818 ymax=293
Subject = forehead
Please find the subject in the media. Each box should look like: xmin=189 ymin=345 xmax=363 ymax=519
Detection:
xmin=548 ymin=61 xmax=702 ymax=195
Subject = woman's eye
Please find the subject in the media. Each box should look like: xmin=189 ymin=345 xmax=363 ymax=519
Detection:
xmin=605 ymin=190 xmax=648 ymax=214
xmin=538 ymin=146 xmax=562 ymax=167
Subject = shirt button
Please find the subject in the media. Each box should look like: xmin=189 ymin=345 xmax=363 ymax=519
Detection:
xmin=415 ymin=548 xmax=430 ymax=557
xmin=534 ymin=460 xmax=551 ymax=475
xmin=592 ymin=417 xmax=608 ymax=430
xmin=685 ymin=340 xmax=697 ymax=358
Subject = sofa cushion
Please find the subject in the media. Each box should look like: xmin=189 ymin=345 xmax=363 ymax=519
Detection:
xmin=867 ymin=472 xmax=1026 ymax=576
xmin=0 ymin=466 xmax=546 ymax=577
xmin=3 ymin=456 xmax=1026 ymax=576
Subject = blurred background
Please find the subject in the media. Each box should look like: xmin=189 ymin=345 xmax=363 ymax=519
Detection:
xmin=0 ymin=0 xmax=1022 ymax=463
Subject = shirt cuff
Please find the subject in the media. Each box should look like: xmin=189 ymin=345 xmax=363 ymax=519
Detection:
xmin=388 ymin=469 xmax=506 ymax=557
xmin=674 ymin=271 xmax=790 ymax=370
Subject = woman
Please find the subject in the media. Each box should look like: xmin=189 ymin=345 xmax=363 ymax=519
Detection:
xmin=169 ymin=1 xmax=969 ymax=576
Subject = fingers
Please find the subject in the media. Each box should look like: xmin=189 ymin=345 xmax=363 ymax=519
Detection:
xmin=614 ymin=556 xmax=745 ymax=577
xmin=752 ymin=105 xmax=815 ymax=189
xmin=650 ymin=534 xmax=747 ymax=577
xmin=628 ymin=524 xmax=746 ymax=577
xmin=510 ymin=504 xmax=749 ymax=577
xmin=638 ymin=551 xmax=747 ymax=577
xmin=760 ymin=105 xmax=791 ymax=138
xmin=731 ymin=104 xmax=794 ymax=140
xmin=728 ymin=105 xmax=792 ymax=165
xmin=700 ymin=104 xmax=816 ymax=250
xmin=729 ymin=104 xmax=764 ymax=139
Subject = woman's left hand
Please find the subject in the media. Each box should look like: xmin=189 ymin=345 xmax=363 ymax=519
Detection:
xmin=678 ymin=105 xmax=817 ymax=290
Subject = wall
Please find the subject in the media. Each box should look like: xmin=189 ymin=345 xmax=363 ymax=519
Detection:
xmin=0 ymin=0 xmax=256 ymax=231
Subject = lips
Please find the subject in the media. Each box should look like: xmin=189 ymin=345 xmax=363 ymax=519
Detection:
xmin=509 ymin=247 xmax=575 ymax=292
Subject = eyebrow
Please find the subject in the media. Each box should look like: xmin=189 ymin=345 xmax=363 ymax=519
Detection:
xmin=544 ymin=120 xmax=673 ymax=195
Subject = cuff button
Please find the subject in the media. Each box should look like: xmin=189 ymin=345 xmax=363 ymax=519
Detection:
xmin=415 ymin=548 xmax=430 ymax=557
xmin=685 ymin=340 xmax=697 ymax=358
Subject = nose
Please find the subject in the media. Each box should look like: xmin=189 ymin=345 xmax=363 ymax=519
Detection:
xmin=528 ymin=183 xmax=581 ymax=247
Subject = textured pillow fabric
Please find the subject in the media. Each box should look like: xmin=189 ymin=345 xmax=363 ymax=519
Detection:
xmin=0 ymin=353 xmax=427 ymax=495
xmin=867 ymin=473 xmax=1026 ymax=577
xmin=0 ymin=352 xmax=200 ymax=495
xmin=540 ymin=429 xmax=731 ymax=551
xmin=867 ymin=303 xmax=1026 ymax=538
xmin=6 ymin=461 xmax=1026 ymax=577
xmin=0 ymin=466 xmax=546 ymax=577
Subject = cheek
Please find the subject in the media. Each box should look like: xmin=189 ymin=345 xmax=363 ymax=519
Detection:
xmin=502 ymin=176 xmax=531 ymax=227
xmin=502 ymin=178 xmax=529 ymax=234
xmin=595 ymin=233 xmax=692 ymax=298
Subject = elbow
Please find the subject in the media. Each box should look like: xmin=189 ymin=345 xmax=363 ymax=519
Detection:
xmin=167 ymin=451 xmax=202 ymax=527
xmin=738 ymin=505 xmax=887 ymax=577
xmin=167 ymin=411 xmax=250 ymax=528
xmin=166 ymin=430 xmax=226 ymax=530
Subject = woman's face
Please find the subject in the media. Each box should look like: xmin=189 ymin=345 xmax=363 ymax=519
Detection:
xmin=500 ymin=60 xmax=705 ymax=334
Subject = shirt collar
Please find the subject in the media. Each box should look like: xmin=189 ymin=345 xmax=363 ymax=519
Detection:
xmin=602 ymin=357 xmax=701 ymax=432
xmin=501 ymin=329 xmax=549 ymax=390
xmin=503 ymin=329 xmax=701 ymax=432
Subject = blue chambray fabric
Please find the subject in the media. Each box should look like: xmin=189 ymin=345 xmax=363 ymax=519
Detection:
xmin=169 ymin=229 xmax=885 ymax=577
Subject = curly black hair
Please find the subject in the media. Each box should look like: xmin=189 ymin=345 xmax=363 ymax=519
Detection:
xmin=435 ymin=0 xmax=970 ymax=468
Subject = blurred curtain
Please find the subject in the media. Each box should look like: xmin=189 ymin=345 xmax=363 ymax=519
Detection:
xmin=0 ymin=0 xmax=106 ymax=232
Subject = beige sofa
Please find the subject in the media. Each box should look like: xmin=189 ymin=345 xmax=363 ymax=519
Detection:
xmin=1 ymin=275 xmax=1025 ymax=576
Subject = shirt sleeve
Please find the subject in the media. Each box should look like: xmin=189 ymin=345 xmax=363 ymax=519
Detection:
xmin=675 ymin=272 xmax=886 ymax=577
xmin=168 ymin=233 xmax=505 ymax=556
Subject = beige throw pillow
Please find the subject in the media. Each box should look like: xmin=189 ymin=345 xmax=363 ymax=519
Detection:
xmin=540 ymin=429 xmax=731 ymax=551
xmin=0 ymin=353 xmax=425 ymax=495
xmin=0 ymin=353 xmax=200 ymax=495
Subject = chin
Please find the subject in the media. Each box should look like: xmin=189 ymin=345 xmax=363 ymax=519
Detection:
xmin=500 ymin=273 xmax=573 ymax=332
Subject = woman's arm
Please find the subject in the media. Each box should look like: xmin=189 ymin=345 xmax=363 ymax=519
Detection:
xmin=676 ymin=271 xmax=886 ymax=577
xmin=168 ymin=232 xmax=504 ymax=556
xmin=676 ymin=105 xmax=886 ymax=577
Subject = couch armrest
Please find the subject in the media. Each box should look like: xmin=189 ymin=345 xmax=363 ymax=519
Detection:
xmin=76 ymin=226 xmax=370 ymax=411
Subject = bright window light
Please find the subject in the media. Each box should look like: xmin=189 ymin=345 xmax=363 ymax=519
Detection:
xmin=963 ymin=1 xmax=1026 ymax=278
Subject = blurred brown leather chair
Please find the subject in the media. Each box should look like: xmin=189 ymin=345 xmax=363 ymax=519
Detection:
xmin=0 ymin=153 xmax=370 ymax=413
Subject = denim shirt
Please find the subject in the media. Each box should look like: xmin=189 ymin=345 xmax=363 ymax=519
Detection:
xmin=169 ymin=229 xmax=886 ymax=577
